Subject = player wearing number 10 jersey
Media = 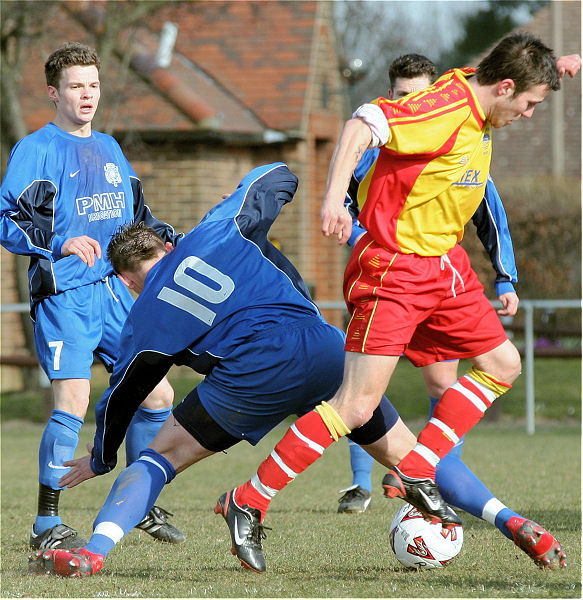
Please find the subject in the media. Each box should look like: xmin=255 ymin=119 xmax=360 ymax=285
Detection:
xmin=29 ymin=162 xmax=416 ymax=576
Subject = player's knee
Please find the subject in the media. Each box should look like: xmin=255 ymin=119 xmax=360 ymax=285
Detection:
xmin=500 ymin=343 xmax=522 ymax=384
xmin=349 ymin=405 xmax=376 ymax=429
xmin=142 ymin=378 xmax=174 ymax=410
xmin=51 ymin=379 xmax=90 ymax=418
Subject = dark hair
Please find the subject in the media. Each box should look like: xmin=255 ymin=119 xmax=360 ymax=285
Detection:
xmin=389 ymin=54 xmax=438 ymax=89
xmin=45 ymin=42 xmax=100 ymax=89
xmin=476 ymin=32 xmax=560 ymax=94
xmin=108 ymin=222 xmax=167 ymax=274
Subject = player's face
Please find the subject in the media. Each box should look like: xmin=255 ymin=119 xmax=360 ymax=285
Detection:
xmin=490 ymin=82 xmax=550 ymax=128
xmin=48 ymin=65 xmax=100 ymax=134
xmin=388 ymin=75 xmax=433 ymax=99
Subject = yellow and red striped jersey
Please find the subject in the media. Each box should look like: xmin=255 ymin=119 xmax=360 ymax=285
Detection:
xmin=357 ymin=68 xmax=492 ymax=256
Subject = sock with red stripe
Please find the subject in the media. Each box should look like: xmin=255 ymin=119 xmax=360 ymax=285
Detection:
xmin=397 ymin=369 xmax=510 ymax=480
xmin=235 ymin=410 xmax=338 ymax=521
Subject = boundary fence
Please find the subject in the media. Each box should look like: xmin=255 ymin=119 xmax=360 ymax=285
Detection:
xmin=1 ymin=299 xmax=581 ymax=434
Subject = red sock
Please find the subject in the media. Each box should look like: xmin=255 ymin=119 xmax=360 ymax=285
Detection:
xmin=397 ymin=373 xmax=502 ymax=480
xmin=235 ymin=410 xmax=335 ymax=520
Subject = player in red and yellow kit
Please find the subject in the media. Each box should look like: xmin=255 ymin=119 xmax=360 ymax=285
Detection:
xmin=216 ymin=34 xmax=580 ymax=572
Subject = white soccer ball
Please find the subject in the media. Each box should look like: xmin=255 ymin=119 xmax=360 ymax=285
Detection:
xmin=389 ymin=503 xmax=463 ymax=570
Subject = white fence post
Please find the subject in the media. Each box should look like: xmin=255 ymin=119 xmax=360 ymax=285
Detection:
xmin=523 ymin=301 xmax=535 ymax=435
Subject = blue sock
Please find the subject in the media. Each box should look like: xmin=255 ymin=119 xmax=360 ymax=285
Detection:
xmin=35 ymin=410 xmax=84 ymax=534
xmin=85 ymin=449 xmax=176 ymax=557
xmin=348 ymin=440 xmax=374 ymax=492
xmin=125 ymin=406 xmax=171 ymax=464
xmin=436 ymin=450 xmax=520 ymax=540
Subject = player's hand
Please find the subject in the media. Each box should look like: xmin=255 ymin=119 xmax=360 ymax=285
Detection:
xmin=556 ymin=54 xmax=582 ymax=79
xmin=61 ymin=236 xmax=102 ymax=267
xmin=58 ymin=443 xmax=96 ymax=488
xmin=321 ymin=200 xmax=353 ymax=245
xmin=497 ymin=291 xmax=519 ymax=316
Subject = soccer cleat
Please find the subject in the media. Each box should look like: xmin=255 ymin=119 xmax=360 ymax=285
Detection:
xmin=214 ymin=490 xmax=270 ymax=573
xmin=29 ymin=523 xmax=87 ymax=551
xmin=337 ymin=484 xmax=372 ymax=513
xmin=28 ymin=547 xmax=104 ymax=577
xmin=135 ymin=505 xmax=186 ymax=543
xmin=382 ymin=467 xmax=462 ymax=528
xmin=507 ymin=516 xmax=567 ymax=570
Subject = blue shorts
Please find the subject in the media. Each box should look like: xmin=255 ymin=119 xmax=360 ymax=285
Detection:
xmin=195 ymin=317 xmax=346 ymax=445
xmin=33 ymin=276 xmax=134 ymax=380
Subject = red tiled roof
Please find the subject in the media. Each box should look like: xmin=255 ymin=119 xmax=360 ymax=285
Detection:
xmin=150 ymin=1 xmax=318 ymax=131
xmin=18 ymin=1 xmax=320 ymax=137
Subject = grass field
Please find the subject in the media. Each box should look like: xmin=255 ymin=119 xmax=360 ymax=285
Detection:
xmin=1 ymin=358 xmax=581 ymax=598
xmin=1 ymin=421 xmax=581 ymax=598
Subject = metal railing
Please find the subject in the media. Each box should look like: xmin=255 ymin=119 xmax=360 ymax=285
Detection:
xmin=1 ymin=299 xmax=581 ymax=434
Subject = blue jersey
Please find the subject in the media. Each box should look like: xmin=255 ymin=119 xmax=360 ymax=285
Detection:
xmin=92 ymin=163 xmax=324 ymax=472
xmin=0 ymin=122 xmax=182 ymax=307
xmin=346 ymin=148 xmax=518 ymax=297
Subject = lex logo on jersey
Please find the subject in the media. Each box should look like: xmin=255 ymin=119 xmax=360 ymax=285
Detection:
xmin=104 ymin=162 xmax=122 ymax=187
xmin=453 ymin=169 xmax=484 ymax=188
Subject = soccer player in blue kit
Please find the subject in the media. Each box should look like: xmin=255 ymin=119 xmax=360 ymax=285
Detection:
xmin=0 ymin=42 xmax=185 ymax=549
xmin=28 ymin=162 xmax=418 ymax=576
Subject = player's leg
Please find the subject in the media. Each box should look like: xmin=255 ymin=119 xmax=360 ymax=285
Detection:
xmin=31 ymin=291 xmax=99 ymax=550
xmin=386 ymin=248 xmax=517 ymax=481
xmin=422 ymin=358 xmax=565 ymax=568
xmin=32 ymin=378 xmax=89 ymax=550
xmin=29 ymin=409 xmax=218 ymax=577
xmin=337 ymin=441 xmax=374 ymax=513
xmin=422 ymin=361 xmax=464 ymax=456
xmin=99 ymin=276 xmax=184 ymax=542
xmin=232 ymin=350 xmax=397 ymax=523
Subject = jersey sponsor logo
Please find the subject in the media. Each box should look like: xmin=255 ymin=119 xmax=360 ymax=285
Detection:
xmin=452 ymin=169 xmax=484 ymax=188
xmin=104 ymin=162 xmax=122 ymax=187
xmin=76 ymin=191 xmax=126 ymax=222
xmin=69 ymin=169 xmax=80 ymax=178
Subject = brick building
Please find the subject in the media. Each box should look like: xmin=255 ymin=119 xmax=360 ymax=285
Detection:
xmin=1 ymin=0 xmax=350 ymax=390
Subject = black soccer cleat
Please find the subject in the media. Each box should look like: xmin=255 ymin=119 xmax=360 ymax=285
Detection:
xmin=135 ymin=505 xmax=186 ymax=543
xmin=214 ymin=489 xmax=270 ymax=573
xmin=382 ymin=467 xmax=462 ymax=528
xmin=29 ymin=524 xmax=87 ymax=551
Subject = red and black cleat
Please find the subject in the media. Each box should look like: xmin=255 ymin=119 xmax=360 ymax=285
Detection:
xmin=28 ymin=547 xmax=104 ymax=577
xmin=507 ymin=517 xmax=567 ymax=570
xmin=382 ymin=466 xmax=462 ymax=530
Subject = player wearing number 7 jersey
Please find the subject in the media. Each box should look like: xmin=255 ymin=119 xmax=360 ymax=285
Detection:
xmin=0 ymin=42 xmax=184 ymax=550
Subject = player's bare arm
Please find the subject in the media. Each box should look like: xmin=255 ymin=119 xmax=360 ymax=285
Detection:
xmin=556 ymin=54 xmax=582 ymax=79
xmin=61 ymin=235 xmax=102 ymax=267
xmin=497 ymin=291 xmax=519 ymax=317
xmin=321 ymin=118 xmax=372 ymax=244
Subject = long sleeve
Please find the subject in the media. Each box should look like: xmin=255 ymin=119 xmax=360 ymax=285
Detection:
xmin=471 ymin=176 xmax=518 ymax=296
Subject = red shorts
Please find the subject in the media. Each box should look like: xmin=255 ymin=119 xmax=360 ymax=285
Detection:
xmin=343 ymin=235 xmax=508 ymax=366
